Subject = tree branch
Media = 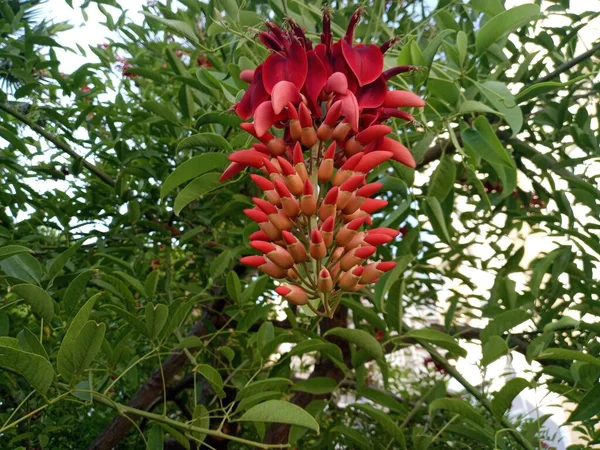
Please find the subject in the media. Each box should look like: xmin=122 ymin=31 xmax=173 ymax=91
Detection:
xmin=535 ymin=42 xmax=600 ymax=84
xmin=0 ymin=102 xmax=116 ymax=187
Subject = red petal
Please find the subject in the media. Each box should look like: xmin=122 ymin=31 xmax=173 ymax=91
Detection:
xmin=355 ymin=182 xmax=382 ymax=198
xmin=379 ymin=137 xmax=416 ymax=168
xmin=361 ymin=199 xmax=388 ymax=213
xmin=236 ymin=65 xmax=269 ymax=119
xmin=341 ymin=40 xmax=384 ymax=87
xmin=240 ymin=69 xmax=255 ymax=83
xmin=383 ymin=90 xmax=425 ymax=108
xmin=340 ymin=174 xmax=365 ymax=192
xmin=336 ymin=91 xmax=359 ymax=132
xmin=275 ymin=285 xmax=292 ymax=296
xmin=240 ymin=255 xmax=267 ymax=268
xmin=356 ymin=125 xmax=392 ymax=144
xmin=303 ymin=51 xmax=327 ymax=114
xmin=250 ymin=240 xmax=276 ymax=253
xmin=271 ymin=81 xmax=302 ymax=114
xmin=228 ymin=150 xmax=265 ymax=168
xmin=253 ymin=101 xmax=281 ymax=137
xmin=353 ymin=151 xmax=393 ymax=172
xmin=356 ymin=76 xmax=387 ymax=108
xmin=376 ymin=261 xmax=396 ymax=272
xmin=262 ymin=39 xmax=308 ymax=94
xmin=331 ymin=41 xmax=358 ymax=92
xmin=325 ymin=72 xmax=348 ymax=94
xmin=355 ymin=245 xmax=376 ymax=259
xmin=219 ymin=162 xmax=245 ymax=182
xmin=314 ymin=43 xmax=333 ymax=76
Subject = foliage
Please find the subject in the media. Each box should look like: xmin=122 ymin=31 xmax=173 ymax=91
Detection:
xmin=0 ymin=0 xmax=599 ymax=449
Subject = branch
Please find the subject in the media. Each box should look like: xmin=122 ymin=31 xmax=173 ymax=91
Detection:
xmin=535 ymin=42 xmax=600 ymax=84
xmin=87 ymin=300 xmax=225 ymax=450
xmin=0 ymin=102 xmax=116 ymax=187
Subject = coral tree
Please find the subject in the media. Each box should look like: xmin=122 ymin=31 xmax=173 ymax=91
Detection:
xmin=219 ymin=9 xmax=425 ymax=316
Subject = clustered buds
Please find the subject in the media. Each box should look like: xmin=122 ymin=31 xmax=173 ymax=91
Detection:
xmin=220 ymin=10 xmax=425 ymax=316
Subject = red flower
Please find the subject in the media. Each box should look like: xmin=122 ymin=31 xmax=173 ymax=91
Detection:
xmin=214 ymin=11 xmax=424 ymax=316
xmin=197 ymin=54 xmax=212 ymax=67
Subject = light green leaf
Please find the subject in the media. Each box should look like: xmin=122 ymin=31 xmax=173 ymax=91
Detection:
xmin=238 ymin=400 xmax=320 ymax=433
xmin=1 ymin=253 xmax=43 ymax=284
xmin=353 ymin=403 xmax=406 ymax=448
xmin=47 ymin=239 xmax=85 ymax=285
xmin=10 ymin=284 xmax=54 ymax=322
xmin=177 ymin=336 xmax=203 ymax=349
xmin=177 ymin=132 xmax=232 ymax=152
xmin=226 ymin=271 xmax=242 ymax=304
xmin=456 ymin=31 xmax=467 ymax=66
xmin=236 ymin=378 xmax=293 ymax=400
xmin=491 ymin=378 xmax=530 ymax=418
xmin=292 ymin=378 xmax=337 ymax=395
xmin=478 ymin=81 xmax=523 ymax=135
xmin=324 ymin=328 xmax=383 ymax=360
xmin=405 ymin=328 xmax=466 ymax=357
xmin=331 ymin=425 xmax=370 ymax=448
xmin=145 ymin=303 xmax=168 ymax=340
xmin=235 ymin=391 xmax=283 ymax=412
xmin=537 ymin=349 xmax=600 ymax=368
xmin=0 ymin=245 xmax=33 ymax=261
xmin=340 ymin=298 xmax=387 ymax=332
xmin=195 ymin=364 xmax=226 ymax=398
xmin=174 ymin=172 xmax=222 ymax=215
xmin=63 ymin=321 xmax=105 ymax=383
xmin=17 ymin=327 xmax=49 ymax=360
xmin=481 ymin=336 xmax=509 ymax=366
xmin=145 ymin=270 xmax=160 ymax=301
xmin=475 ymin=4 xmax=541 ymax=55
xmin=462 ymin=116 xmax=515 ymax=168
xmin=61 ymin=270 xmax=94 ymax=317
xmin=458 ymin=100 xmax=501 ymax=116
xmin=430 ymin=398 xmax=485 ymax=426
xmin=142 ymin=13 xmax=199 ymax=44
xmin=160 ymin=153 xmax=228 ymax=198
xmin=0 ymin=345 xmax=54 ymax=394
xmin=516 ymin=73 xmax=593 ymax=103
xmin=569 ymin=384 xmax=600 ymax=422
xmin=210 ymin=250 xmax=232 ymax=279
xmin=428 ymin=154 xmax=456 ymax=201
xmin=191 ymin=404 xmax=210 ymax=443
xmin=142 ymin=101 xmax=179 ymax=124
xmin=480 ymin=309 xmax=532 ymax=342
xmin=424 ymin=197 xmax=452 ymax=243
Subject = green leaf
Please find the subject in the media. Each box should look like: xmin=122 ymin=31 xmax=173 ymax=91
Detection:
xmin=195 ymin=364 xmax=226 ymax=398
xmin=177 ymin=336 xmax=203 ymax=349
xmin=526 ymin=332 xmax=553 ymax=363
xmin=292 ymin=377 xmax=337 ymax=395
xmin=226 ymin=271 xmax=242 ymax=304
xmin=238 ymin=400 xmax=320 ymax=433
xmin=405 ymin=328 xmax=466 ymax=357
xmin=142 ymin=101 xmax=179 ymax=124
xmin=1 ymin=253 xmax=43 ymax=284
xmin=456 ymin=31 xmax=467 ymax=66
xmin=331 ymin=425 xmax=370 ymax=448
xmin=491 ymin=378 xmax=530 ymax=418
xmin=236 ymin=378 xmax=293 ymax=400
xmin=458 ymin=100 xmax=501 ymax=116
xmin=191 ymin=404 xmax=210 ymax=442
xmin=235 ymin=391 xmax=283 ymax=413
xmin=380 ymin=254 xmax=414 ymax=300
xmin=424 ymin=197 xmax=451 ymax=243
xmin=196 ymin=111 xmax=242 ymax=129
xmin=148 ymin=424 xmax=164 ymax=450
xmin=480 ymin=309 xmax=532 ymax=342
xmin=17 ymin=328 xmax=49 ymax=360
xmin=462 ymin=116 xmax=515 ymax=168
xmin=62 ymin=270 xmax=94 ymax=316
xmin=324 ymin=328 xmax=383 ymax=360
xmin=478 ymin=81 xmax=523 ymax=135
xmin=57 ymin=293 xmax=101 ymax=381
xmin=47 ymin=239 xmax=85 ymax=285
xmin=174 ymin=172 xmax=222 ymax=215
xmin=160 ymin=153 xmax=228 ymax=198
xmin=10 ymin=284 xmax=54 ymax=322
xmin=0 ymin=345 xmax=54 ymax=394
xmin=62 ymin=321 xmax=106 ymax=383
xmin=428 ymin=154 xmax=456 ymax=201
xmin=145 ymin=303 xmax=168 ymax=340
xmin=475 ymin=4 xmax=541 ymax=55
xmin=177 ymin=132 xmax=232 ymax=153
xmin=569 ymin=384 xmax=600 ymax=422
xmin=144 ymin=270 xmax=160 ymax=301
xmin=0 ymin=245 xmax=33 ymax=261
xmin=537 ymin=349 xmax=600 ymax=368
xmin=353 ymin=403 xmax=406 ymax=448
xmin=481 ymin=336 xmax=509 ymax=366
xmin=340 ymin=298 xmax=387 ymax=332
xmin=516 ymin=74 xmax=593 ymax=103
xmin=142 ymin=13 xmax=199 ymax=44
xmin=210 ymin=250 xmax=232 ymax=279
xmin=430 ymin=398 xmax=485 ymax=426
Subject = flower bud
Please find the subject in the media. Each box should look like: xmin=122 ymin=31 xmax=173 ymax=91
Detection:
xmin=282 ymin=231 xmax=308 ymax=263
xmin=335 ymin=217 xmax=365 ymax=246
xmin=310 ymin=229 xmax=327 ymax=260
xmin=318 ymin=268 xmax=333 ymax=293
xmin=339 ymin=245 xmax=376 ymax=271
xmin=339 ymin=265 xmax=364 ymax=291
xmin=240 ymin=255 xmax=287 ymax=278
xmin=277 ymin=156 xmax=303 ymax=196
xmin=292 ymin=142 xmax=308 ymax=182
xmin=275 ymin=285 xmax=309 ymax=305
xmin=300 ymin=179 xmax=317 ymax=217
xmin=249 ymin=241 xmax=295 ymax=269
xmin=320 ymin=216 xmax=335 ymax=247
xmin=317 ymin=100 xmax=343 ymax=141
xmin=318 ymin=142 xmax=336 ymax=183
xmin=319 ymin=187 xmax=338 ymax=221
xmin=360 ymin=261 xmax=397 ymax=284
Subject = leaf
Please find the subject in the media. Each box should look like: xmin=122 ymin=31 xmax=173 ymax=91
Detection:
xmin=478 ymin=81 xmax=523 ymax=135
xmin=380 ymin=254 xmax=413 ymax=300
xmin=142 ymin=101 xmax=179 ymax=124
xmin=145 ymin=303 xmax=168 ymax=340
xmin=17 ymin=328 xmax=49 ymax=360
xmin=481 ymin=336 xmax=509 ymax=366
xmin=424 ymin=197 xmax=451 ymax=243
xmin=537 ymin=349 xmax=600 ymax=368
xmin=191 ymin=404 xmax=210 ymax=443
xmin=235 ymin=391 xmax=283 ymax=412
xmin=340 ymin=298 xmax=387 ymax=332
xmin=174 ymin=172 xmax=222 ymax=215
xmin=196 ymin=111 xmax=242 ymax=129
xmin=292 ymin=377 xmax=337 ymax=395
xmin=62 ymin=270 xmax=94 ymax=316
xmin=491 ymin=378 xmax=530 ymax=418
xmin=160 ymin=153 xmax=229 ymax=198
xmin=142 ymin=13 xmax=199 ymax=44
xmin=480 ymin=309 xmax=532 ymax=342
xmin=0 ymin=345 xmax=54 ymax=394
xmin=569 ymin=384 xmax=600 ymax=422
xmin=405 ymin=328 xmax=466 ymax=357
xmin=456 ymin=31 xmax=467 ymax=66
xmin=148 ymin=424 xmax=164 ymax=450
xmin=145 ymin=270 xmax=160 ymax=300
xmin=0 ymin=253 xmax=43 ymax=284
xmin=47 ymin=239 xmax=85 ymax=285
xmin=236 ymin=378 xmax=293 ymax=400
xmin=429 ymin=398 xmax=485 ymax=426
xmin=238 ymin=400 xmax=320 ymax=433
xmin=458 ymin=100 xmax=500 ymax=116
xmin=331 ymin=425 xmax=370 ymax=448
xmin=226 ymin=271 xmax=242 ymax=304
xmin=0 ymin=245 xmax=33 ymax=261
xmin=210 ymin=250 xmax=232 ymax=279
xmin=57 ymin=293 xmax=101 ymax=381
xmin=62 ymin=321 xmax=106 ymax=383
xmin=177 ymin=336 xmax=203 ymax=349
xmin=516 ymin=74 xmax=593 ymax=103
xmin=428 ymin=154 xmax=456 ymax=201
xmin=324 ymin=328 xmax=383 ymax=360
xmin=177 ymin=133 xmax=232 ymax=153
xmin=353 ymin=403 xmax=406 ymax=448
xmin=462 ymin=116 xmax=515 ymax=168
xmin=475 ymin=4 xmax=541 ymax=55
xmin=10 ymin=284 xmax=54 ymax=322
xmin=195 ymin=364 xmax=226 ymax=398
xmin=526 ymin=332 xmax=553 ymax=363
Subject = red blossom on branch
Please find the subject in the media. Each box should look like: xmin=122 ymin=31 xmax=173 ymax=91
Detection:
xmin=219 ymin=10 xmax=424 ymax=316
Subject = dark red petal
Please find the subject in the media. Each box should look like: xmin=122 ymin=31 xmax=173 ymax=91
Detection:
xmin=331 ymin=41 xmax=358 ymax=91
xmin=356 ymin=125 xmax=392 ymax=144
xmin=275 ymin=285 xmax=292 ymax=296
xmin=271 ymin=81 xmax=302 ymax=114
xmin=353 ymin=151 xmax=394 ymax=172
xmin=314 ymin=43 xmax=333 ymax=76
xmin=355 ymin=182 xmax=382 ymax=198
xmin=254 ymin=101 xmax=278 ymax=137
xmin=228 ymin=150 xmax=266 ymax=168
xmin=253 ymin=197 xmax=278 ymax=215
xmin=282 ymin=230 xmax=298 ymax=244
xmin=361 ymin=199 xmax=388 ymax=213
xmin=376 ymin=261 xmax=397 ymax=272
xmin=340 ymin=174 xmax=365 ymax=192
xmin=250 ymin=240 xmax=276 ymax=253
xmin=249 ymin=230 xmax=271 ymax=241
xmin=344 ymin=8 xmax=363 ymax=43
xmin=241 ymin=255 xmax=267 ymax=267
xmin=341 ymin=40 xmax=384 ymax=87
xmin=355 ymin=245 xmax=376 ymax=259
xmin=262 ymin=39 xmax=308 ymax=94
xmin=219 ymin=162 xmax=245 ymax=182
xmin=336 ymin=91 xmax=360 ymax=132
xmin=356 ymin=76 xmax=387 ymax=108
xmin=236 ymin=65 xmax=269 ymax=119
xmin=303 ymin=50 xmax=327 ymax=114
xmin=382 ymin=65 xmax=418 ymax=80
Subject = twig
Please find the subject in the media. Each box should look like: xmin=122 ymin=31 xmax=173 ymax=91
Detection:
xmin=535 ymin=42 xmax=600 ymax=84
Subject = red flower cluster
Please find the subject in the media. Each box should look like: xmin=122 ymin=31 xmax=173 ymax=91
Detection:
xmin=219 ymin=10 xmax=424 ymax=316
